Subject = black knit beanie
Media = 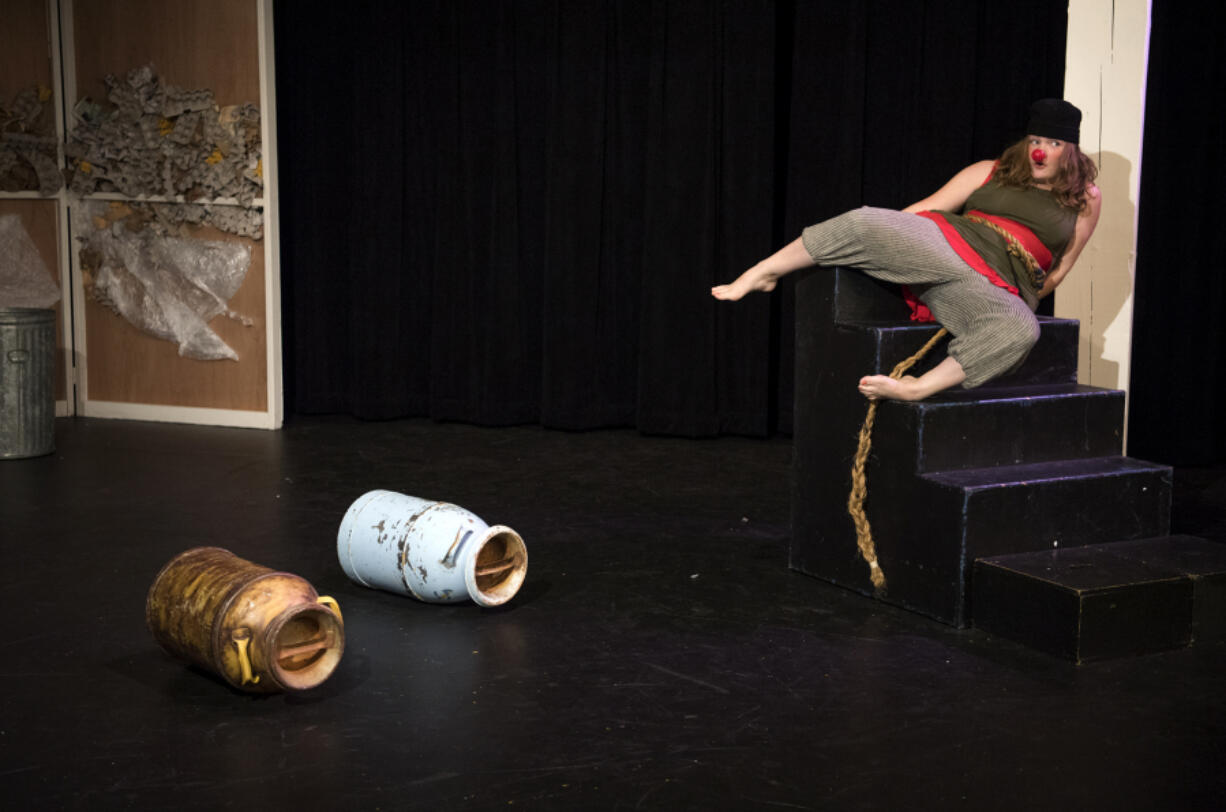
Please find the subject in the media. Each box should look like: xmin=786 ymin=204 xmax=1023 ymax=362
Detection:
xmin=1027 ymin=99 xmax=1081 ymax=144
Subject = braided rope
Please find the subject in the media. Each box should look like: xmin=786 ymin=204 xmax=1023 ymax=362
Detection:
xmin=846 ymin=327 xmax=950 ymax=593
xmin=965 ymin=214 xmax=1046 ymax=287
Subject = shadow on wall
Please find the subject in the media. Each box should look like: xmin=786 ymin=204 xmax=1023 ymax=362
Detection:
xmin=1077 ymin=150 xmax=1137 ymax=389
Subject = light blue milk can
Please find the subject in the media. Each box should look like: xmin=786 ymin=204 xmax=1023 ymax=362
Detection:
xmin=337 ymin=490 xmax=528 ymax=607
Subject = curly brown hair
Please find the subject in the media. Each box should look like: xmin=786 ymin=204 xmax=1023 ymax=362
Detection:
xmin=992 ymin=137 xmax=1098 ymax=212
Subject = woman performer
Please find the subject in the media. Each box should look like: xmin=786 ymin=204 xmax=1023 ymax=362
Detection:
xmin=711 ymin=99 xmax=1101 ymax=401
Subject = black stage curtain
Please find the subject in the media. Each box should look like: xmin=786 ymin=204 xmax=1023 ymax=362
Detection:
xmin=1128 ymin=4 xmax=1226 ymax=467
xmin=275 ymin=0 xmax=1067 ymax=436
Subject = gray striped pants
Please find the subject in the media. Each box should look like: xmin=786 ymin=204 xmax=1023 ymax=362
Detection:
xmin=801 ymin=206 xmax=1039 ymax=388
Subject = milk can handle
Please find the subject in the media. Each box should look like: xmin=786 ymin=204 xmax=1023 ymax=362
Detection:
xmin=231 ymin=627 xmax=260 ymax=686
xmin=317 ymin=595 xmax=342 ymax=621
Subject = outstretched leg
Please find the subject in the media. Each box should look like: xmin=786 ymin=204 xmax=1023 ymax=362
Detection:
xmin=711 ymin=237 xmax=814 ymax=300
xmin=714 ymin=207 xmax=966 ymax=301
xmin=858 ymin=355 xmax=967 ymax=401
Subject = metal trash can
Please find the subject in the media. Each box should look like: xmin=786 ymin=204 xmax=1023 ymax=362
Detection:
xmin=0 ymin=307 xmax=56 ymax=459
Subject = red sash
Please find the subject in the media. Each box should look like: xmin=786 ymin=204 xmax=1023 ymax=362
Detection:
xmin=901 ymin=211 xmax=1023 ymax=323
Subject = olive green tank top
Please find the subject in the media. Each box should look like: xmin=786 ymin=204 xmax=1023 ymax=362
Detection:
xmin=934 ymin=180 xmax=1077 ymax=310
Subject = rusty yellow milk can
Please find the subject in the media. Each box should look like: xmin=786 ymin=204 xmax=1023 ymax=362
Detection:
xmin=146 ymin=547 xmax=345 ymax=693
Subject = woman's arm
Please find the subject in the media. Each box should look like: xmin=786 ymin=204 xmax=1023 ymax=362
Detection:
xmin=1037 ymin=185 xmax=1102 ymax=298
xmin=902 ymin=160 xmax=997 ymax=214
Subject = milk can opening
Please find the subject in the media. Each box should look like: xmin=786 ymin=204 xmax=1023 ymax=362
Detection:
xmin=471 ymin=527 xmax=528 ymax=606
xmin=269 ymin=607 xmax=344 ymax=691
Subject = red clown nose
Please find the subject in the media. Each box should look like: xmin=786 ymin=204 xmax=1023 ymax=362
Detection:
xmin=1031 ymin=147 xmax=1047 ymax=164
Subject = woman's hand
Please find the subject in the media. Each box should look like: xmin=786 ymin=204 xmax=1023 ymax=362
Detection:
xmin=1038 ymin=184 xmax=1102 ymax=298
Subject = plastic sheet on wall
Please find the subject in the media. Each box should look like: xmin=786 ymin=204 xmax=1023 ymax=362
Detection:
xmin=74 ymin=202 xmax=252 ymax=361
xmin=0 ymin=214 xmax=61 ymax=308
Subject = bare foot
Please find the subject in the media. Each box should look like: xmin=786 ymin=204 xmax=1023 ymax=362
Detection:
xmin=858 ymin=374 xmax=922 ymax=401
xmin=711 ymin=265 xmax=778 ymax=301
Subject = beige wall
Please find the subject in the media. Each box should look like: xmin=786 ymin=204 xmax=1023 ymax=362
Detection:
xmin=1060 ymin=0 xmax=1152 ymax=448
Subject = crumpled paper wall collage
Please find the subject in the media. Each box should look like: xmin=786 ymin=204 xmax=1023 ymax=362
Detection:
xmin=3 ymin=64 xmax=264 ymax=361
xmin=1 ymin=85 xmax=61 ymax=196
xmin=63 ymin=65 xmax=264 ymax=361
xmin=65 ymin=65 xmax=262 ymax=205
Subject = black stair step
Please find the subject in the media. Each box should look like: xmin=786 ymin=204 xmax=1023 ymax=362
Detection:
xmin=1088 ymin=535 xmax=1226 ymax=642
xmin=920 ymin=456 xmax=1172 ymax=555
xmin=871 ymin=384 xmax=1124 ymax=473
xmin=923 ymin=454 xmax=1168 ymax=488
xmin=814 ymin=265 xmax=1081 ymax=387
xmin=972 ymin=535 xmax=1226 ymax=662
xmin=846 ymin=456 xmax=1172 ymax=627
xmin=836 ymin=315 xmax=1080 ymax=388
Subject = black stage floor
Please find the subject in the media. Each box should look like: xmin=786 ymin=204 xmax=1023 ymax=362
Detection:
xmin=3 ymin=417 xmax=1224 ymax=810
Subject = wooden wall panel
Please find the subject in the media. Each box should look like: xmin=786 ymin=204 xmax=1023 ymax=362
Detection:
xmin=81 ymin=224 xmax=267 ymax=410
xmin=70 ymin=0 xmax=268 ymax=412
xmin=0 ymin=0 xmax=53 ymax=101
xmin=0 ymin=200 xmax=66 ymax=401
xmin=71 ymin=0 xmax=260 ymax=107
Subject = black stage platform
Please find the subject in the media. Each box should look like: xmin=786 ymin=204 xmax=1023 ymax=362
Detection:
xmin=2 ymin=417 xmax=1223 ymax=810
